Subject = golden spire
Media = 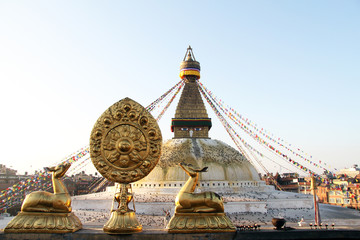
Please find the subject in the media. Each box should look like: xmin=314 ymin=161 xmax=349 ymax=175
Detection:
xmin=172 ymin=47 xmax=211 ymax=138
xmin=179 ymin=46 xmax=201 ymax=82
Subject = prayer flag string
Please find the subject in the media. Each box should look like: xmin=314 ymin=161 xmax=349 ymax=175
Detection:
xmin=198 ymin=81 xmax=334 ymax=176
xmin=156 ymin=81 xmax=184 ymax=121
xmin=197 ymin=81 xmax=324 ymax=179
xmin=146 ymin=80 xmax=184 ymax=113
xmin=198 ymin=82 xmax=335 ymax=172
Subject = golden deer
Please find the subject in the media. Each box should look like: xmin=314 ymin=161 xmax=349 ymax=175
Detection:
xmin=175 ymin=163 xmax=224 ymax=213
xmin=21 ymin=162 xmax=72 ymax=213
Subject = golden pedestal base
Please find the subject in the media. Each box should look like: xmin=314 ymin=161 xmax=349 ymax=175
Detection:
xmin=4 ymin=212 xmax=82 ymax=233
xmin=167 ymin=212 xmax=236 ymax=233
xmin=103 ymin=211 xmax=142 ymax=234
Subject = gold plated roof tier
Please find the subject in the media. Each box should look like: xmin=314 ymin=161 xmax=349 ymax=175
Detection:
xmin=172 ymin=47 xmax=211 ymax=138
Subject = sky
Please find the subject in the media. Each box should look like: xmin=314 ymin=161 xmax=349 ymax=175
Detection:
xmin=0 ymin=1 xmax=359 ymax=176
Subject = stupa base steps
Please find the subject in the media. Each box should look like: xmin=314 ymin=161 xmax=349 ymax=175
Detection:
xmin=4 ymin=212 xmax=82 ymax=233
xmin=167 ymin=212 xmax=236 ymax=233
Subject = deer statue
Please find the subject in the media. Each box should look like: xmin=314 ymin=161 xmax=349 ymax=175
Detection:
xmin=175 ymin=162 xmax=224 ymax=213
xmin=21 ymin=162 xmax=72 ymax=213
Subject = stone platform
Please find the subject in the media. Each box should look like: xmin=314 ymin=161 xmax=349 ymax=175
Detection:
xmin=1 ymin=227 xmax=360 ymax=240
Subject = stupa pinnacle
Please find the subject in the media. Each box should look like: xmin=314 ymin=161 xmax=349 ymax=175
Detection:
xmin=179 ymin=46 xmax=201 ymax=82
xmin=171 ymin=46 xmax=212 ymax=138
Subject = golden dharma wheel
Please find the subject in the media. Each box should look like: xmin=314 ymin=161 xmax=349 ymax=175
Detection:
xmin=90 ymin=98 xmax=162 ymax=183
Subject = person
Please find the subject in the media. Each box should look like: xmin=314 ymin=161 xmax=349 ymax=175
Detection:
xmin=163 ymin=209 xmax=171 ymax=228
xmin=298 ymin=215 xmax=305 ymax=226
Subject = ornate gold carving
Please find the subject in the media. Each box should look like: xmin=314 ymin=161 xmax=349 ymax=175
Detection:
xmin=90 ymin=98 xmax=162 ymax=234
xmin=167 ymin=163 xmax=235 ymax=233
xmin=90 ymin=98 xmax=162 ymax=183
xmin=4 ymin=163 xmax=82 ymax=233
xmin=168 ymin=213 xmax=235 ymax=233
xmin=103 ymin=184 xmax=142 ymax=234
xmin=175 ymin=163 xmax=224 ymax=213
xmin=4 ymin=212 xmax=82 ymax=233
xmin=21 ymin=163 xmax=72 ymax=213
xmin=104 ymin=211 xmax=142 ymax=234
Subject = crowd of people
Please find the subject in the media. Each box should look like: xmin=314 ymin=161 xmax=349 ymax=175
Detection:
xmin=73 ymin=209 xmax=171 ymax=228
xmin=74 ymin=209 xmax=109 ymax=225
xmin=133 ymin=193 xmax=175 ymax=203
xmin=132 ymin=192 xmax=268 ymax=203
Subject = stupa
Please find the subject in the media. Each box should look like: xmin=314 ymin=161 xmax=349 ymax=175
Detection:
xmin=127 ymin=47 xmax=313 ymax=215
xmin=72 ymin=47 xmax=313 ymax=221
xmin=133 ymin=46 xmax=267 ymax=194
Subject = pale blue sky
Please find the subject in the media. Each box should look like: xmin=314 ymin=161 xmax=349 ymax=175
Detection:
xmin=0 ymin=1 xmax=359 ymax=175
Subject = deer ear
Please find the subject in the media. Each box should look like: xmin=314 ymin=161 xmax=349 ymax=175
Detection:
xmin=45 ymin=166 xmax=56 ymax=172
xmin=64 ymin=162 xmax=71 ymax=167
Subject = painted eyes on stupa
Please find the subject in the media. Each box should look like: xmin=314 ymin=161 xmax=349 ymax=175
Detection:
xmin=180 ymin=127 xmax=202 ymax=131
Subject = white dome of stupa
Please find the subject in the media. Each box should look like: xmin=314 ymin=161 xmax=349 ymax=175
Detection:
xmin=143 ymin=138 xmax=260 ymax=182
